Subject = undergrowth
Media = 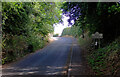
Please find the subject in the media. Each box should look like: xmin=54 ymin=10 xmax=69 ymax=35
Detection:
xmin=2 ymin=34 xmax=49 ymax=65
xmin=88 ymin=37 xmax=120 ymax=75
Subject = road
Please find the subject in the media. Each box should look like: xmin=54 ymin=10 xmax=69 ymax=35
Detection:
xmin=2 ymin=37 xmax=76 ymax=76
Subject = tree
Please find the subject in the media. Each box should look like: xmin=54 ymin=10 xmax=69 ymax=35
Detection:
xmin=61 ymin=2 xmax=120 ymax=44
xmin=2 ymin=2 xmax=63 ymax=64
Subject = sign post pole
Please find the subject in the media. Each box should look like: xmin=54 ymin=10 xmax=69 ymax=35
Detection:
xmin=99 ymin=38 xmax=100 ymax=48
xmin=92 ymin=32 xmax=103 ymax=49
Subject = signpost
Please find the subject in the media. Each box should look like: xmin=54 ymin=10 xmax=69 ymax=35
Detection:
xmin=92 ymin=32 xmax=103 ymax=48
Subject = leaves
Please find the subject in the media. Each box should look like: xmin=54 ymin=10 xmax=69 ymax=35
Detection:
xmin=88 ymin=37 xmax=120 ymax=75
xmin=2 ymin=2 xmax=62 ymax=64
xmin=62 ymin=2 xmax=120 ymax=45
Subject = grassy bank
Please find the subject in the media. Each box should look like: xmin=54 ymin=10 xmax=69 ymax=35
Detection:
xmin=2 ymin=34 xmax=49 ymax=65
xmin=78 ymin=35 xmax=120 ymax=75
xmin=88 ymin=37 xmax=120 ymax=75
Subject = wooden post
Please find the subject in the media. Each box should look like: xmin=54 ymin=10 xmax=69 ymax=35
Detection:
xmin=99 ymin=38 xmax=100 ymax=48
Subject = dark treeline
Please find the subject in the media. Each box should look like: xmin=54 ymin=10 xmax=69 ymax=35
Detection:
xmin=61 ymin=2 xmax=120 ymax=75
xmin=61 ymin=2 xmax=120 ymax=45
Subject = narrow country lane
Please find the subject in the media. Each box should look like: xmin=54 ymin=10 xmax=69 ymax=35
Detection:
xmin=2 ymin=37 xmax=75 ymax=76
xmin=2 ymin=2 xmax=120 ymax=76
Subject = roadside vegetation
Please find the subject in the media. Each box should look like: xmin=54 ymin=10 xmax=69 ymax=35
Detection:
xmin=61 ymin=26 xmax=82 ymax=38
xmin=1 ymin=2 xmax=62 ymax=64
xmin=88 ymin=37 xmax=120 ymax=75
xmin=61 ymin=2 xmax=120 ymax=75
xmin=1 ymin=2 xmax=120 ymax=75
xmin=53 ymin=34 xmax=59 ymax=37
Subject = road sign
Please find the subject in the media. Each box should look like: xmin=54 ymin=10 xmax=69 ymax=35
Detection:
xmin=92 ymin=32 xmax=103 ymax=48
xmin=92 ymin=32 xmax=103 ymax=39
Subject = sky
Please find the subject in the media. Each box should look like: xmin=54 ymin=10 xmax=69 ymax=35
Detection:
xmin=54 ymin=14 xmax=74 ymax=36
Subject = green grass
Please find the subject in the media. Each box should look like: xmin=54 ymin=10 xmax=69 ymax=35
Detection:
xmin=88 ymin=37 xmax=120 ymax=75
xmin=78 ymin=33 xmax=92 ymax=48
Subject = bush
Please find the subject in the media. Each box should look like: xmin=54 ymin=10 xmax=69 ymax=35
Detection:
xmin=53 ymin=34 xmax=59 ymax=37
xmin=2 ymin=35 xmax=27 ymax=64
xmin=88 ymin=37 xmax=120 ymax=75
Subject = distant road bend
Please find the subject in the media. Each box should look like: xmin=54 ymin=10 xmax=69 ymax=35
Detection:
xmin=2 ymin=37 xmax=78 ymax=76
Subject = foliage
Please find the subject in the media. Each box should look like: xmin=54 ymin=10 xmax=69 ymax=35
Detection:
xmin=2 ymin=2 xmax=62 ymax=64
xmin=61 ymin=26 xmax=82 ymax=37
xmin=61 ymin=27 xmax=71 ymax=36
xmin=0 ymin=2 xmax=1 ymax=12
xmin=61 ymin=2 xmax=120 ymax=45
xmin=88 ymin=37 xmax=120 ymax=75
xmin=61 ymin=2 xmax=120 ymax=75
xmin=2 ymin=35 xmax=27 ymax=64
xmin=53 ymin=34 xmax=59 ymax=37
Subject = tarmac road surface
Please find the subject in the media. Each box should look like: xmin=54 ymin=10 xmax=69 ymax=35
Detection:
xmin=2 ymin=37 xmax=75 ymax=76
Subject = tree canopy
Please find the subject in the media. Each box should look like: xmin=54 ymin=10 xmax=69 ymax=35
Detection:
xmin=61 ymin=2 xmax=120 ymax=44
xmin=2 ymin=2 xmax=62 ymax=64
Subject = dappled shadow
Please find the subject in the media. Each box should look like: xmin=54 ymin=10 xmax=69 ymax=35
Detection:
xmin=2 ymin=65 xmax=67 ymax=75
xmin=2 ymin=37 xmax=74 ymax=76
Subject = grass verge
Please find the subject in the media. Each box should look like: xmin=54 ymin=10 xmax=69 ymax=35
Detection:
xmin=88 ymin=37 xmax=120 ymax=75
